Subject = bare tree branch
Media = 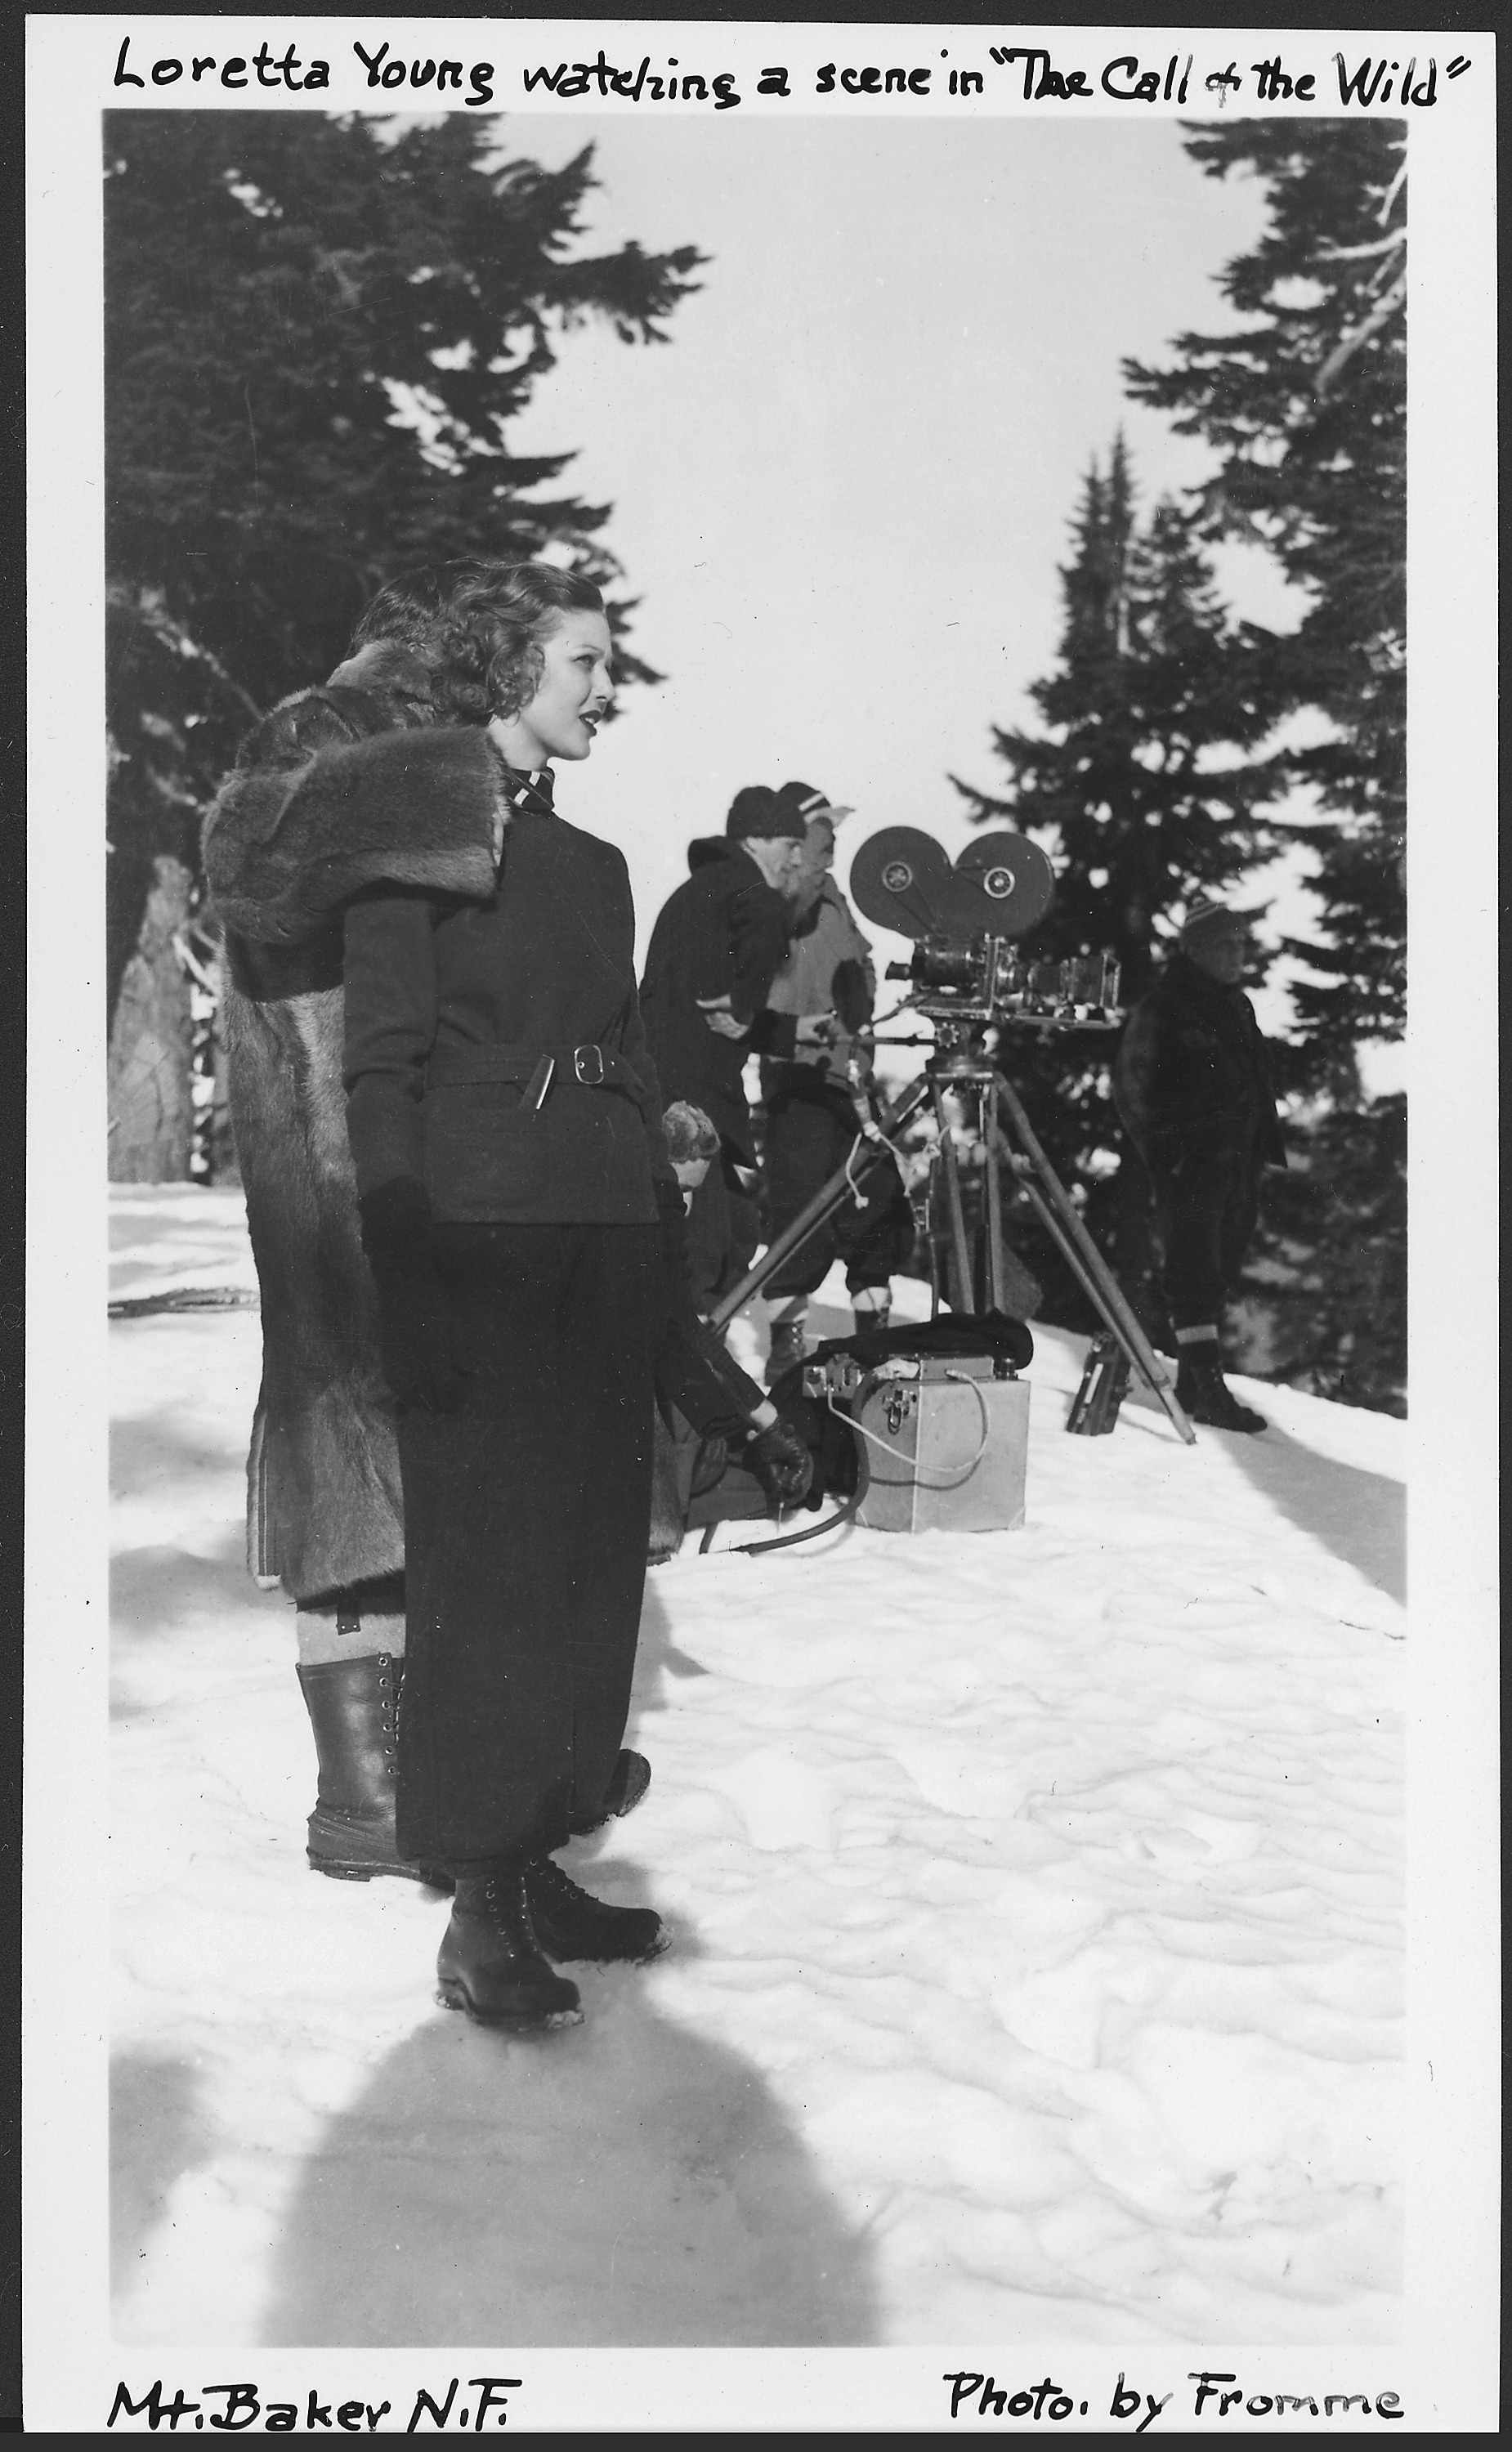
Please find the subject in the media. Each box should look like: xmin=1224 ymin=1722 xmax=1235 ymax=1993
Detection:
xmin=1316 ymin=273 xmax=1407 ymax=395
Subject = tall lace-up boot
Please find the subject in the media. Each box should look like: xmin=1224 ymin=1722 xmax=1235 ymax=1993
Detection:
xmin=525 ymin=1857 xmax=668 ymax=1964
xmin=436 ymin=1868 xmax=584 ymax=2029
xmin=296 ymin=1653 xmax=439 ymax=1883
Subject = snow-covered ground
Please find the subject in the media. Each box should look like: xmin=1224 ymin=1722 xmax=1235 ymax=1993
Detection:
xmin=109 ymin=1185 xmax=1405 ymax=2352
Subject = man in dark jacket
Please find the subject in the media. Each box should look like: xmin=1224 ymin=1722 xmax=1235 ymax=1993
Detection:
xmin=639 ymin=785 xmax=832 ymax=1309
xmin=1112 ymin=897 xmax=1286 ymax=1433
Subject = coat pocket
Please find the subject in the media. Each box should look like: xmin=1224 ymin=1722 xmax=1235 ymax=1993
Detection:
xmin=422 ymin=1080 xmax=548 ymax=1221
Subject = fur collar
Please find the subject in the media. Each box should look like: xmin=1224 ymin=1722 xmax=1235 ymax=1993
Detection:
xmin=204 ymin=718 xmax=502 ymax=947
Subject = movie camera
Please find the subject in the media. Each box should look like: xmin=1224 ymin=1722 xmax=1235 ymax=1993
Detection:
xmin=848 ymin=826 xmax=1121 ymax=1031
xmin=706 ymin=821 xmax=1195 ymax=1471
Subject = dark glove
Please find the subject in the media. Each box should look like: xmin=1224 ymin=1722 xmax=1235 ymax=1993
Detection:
xmin=358 ymin=1178 xmax=467 ymax=1414
xmin=744 ymin=1418 xmax=815 ymax=1509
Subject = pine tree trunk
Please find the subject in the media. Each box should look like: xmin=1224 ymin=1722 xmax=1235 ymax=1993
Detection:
xmin=107 ymin=854 xmax=195 ymax=1182
xmin=208 ymin=958 xmax=242 ymax=1187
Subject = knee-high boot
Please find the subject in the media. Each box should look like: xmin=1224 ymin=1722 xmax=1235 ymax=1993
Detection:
xmin=296 ymin=1653 xmax=443 ymax=1884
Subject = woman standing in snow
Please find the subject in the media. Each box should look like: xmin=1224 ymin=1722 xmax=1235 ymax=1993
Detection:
xmin=341 ymin=562 xmax=812 ymax=2029
xmin=225 ymin=559 xmax=805 ymax=2032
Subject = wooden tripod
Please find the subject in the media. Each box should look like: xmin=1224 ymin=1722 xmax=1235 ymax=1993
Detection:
xmin=709 ymin=1029 xmax=1195 ymax=1447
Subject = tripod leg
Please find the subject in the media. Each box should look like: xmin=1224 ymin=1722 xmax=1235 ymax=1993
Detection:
xmin=1012 ymin=1172 xmax=1192 ymax=1444
xmin=983 ymin=1091 xmax=1009 ymax=1314
xmin=708 ymin=1072 xmax=933 ymax=1331
xmin=995 ymin=1081 xmax=1196 ymax=1446
xmin=930 ymin=1081 xmax=975 ymax=1315
xmin=1013 ymin=1172 xmax=1129 ymax=1345
xmin=983 ymin=1119 xmax=1046 ymax=1321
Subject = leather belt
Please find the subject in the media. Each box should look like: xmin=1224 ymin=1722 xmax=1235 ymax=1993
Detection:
xmin=425 ymin=1041 xmax=644 ymax=1104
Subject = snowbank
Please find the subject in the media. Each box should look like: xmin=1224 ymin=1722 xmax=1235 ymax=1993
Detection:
xmin=109 ymin=1186 xmax=1404 ymax=2348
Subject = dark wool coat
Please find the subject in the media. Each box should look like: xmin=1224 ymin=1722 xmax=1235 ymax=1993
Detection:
xmin=1112 ymin=952 xmax=1287 ymax=1179
xmin=342 ymin=808 xmax=669 ymax=1226
xmin=204 ymin=692 xmax=505 ymax=1604
xmin=637 ymin=840 xmax=798 ymax=1161
xmin=205 ymin=683 xmax=759 ymax=1602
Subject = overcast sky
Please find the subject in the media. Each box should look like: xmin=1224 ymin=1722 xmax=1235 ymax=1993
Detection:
xmin=486 ymin=113 xmax=1299 ymax=980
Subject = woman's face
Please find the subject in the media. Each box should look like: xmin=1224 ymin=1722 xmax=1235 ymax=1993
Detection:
xmin=508 ymin=610 xmax=615 ymax=764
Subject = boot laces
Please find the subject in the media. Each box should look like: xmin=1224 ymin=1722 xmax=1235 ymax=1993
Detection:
xmin=376 ymin=1653 xmax=399 ymax=1774
xmin=474 ymin=1868 xmax=530 ymax=1922
xmin=530 ymin=1856 xmax=593 ymax=1912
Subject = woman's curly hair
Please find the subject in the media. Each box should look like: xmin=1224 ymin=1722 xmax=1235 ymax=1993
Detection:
xmin=349 ymin=558 xmax=606 ymax=725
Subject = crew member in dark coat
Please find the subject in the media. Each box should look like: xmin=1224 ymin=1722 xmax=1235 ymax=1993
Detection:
xmin=208 ymin=562 xmax=807 ymax=2029
xmin=638 ymin=787 xmax=834 ymax=1309
xmin=1112 ymin=897 xmax=1287 ymax=1434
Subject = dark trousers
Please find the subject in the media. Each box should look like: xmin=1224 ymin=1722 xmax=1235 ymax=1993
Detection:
xmin=683 ymin=1139 xmax=759 ymax=1313
xmin=1148 ymin=1156 xmax=1261 ymax=1333
xmin=760 ymin=1069 xmax=915 ymax=1302
xmin=394 ymin=1224 xmax=660 ymax=1866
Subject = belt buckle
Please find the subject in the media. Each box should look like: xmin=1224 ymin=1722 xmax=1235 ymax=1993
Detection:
xmin=573 ymin=1043 xmax=606 ymax=1086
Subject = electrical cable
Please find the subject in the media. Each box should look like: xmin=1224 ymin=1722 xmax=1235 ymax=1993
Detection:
xmin=839 ymin=1371 xmax=992 ymax=1487
xmin=729 ymin=1426 xmax=871 ymax=1555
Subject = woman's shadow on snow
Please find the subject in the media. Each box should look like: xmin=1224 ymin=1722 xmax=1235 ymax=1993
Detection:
xmin=111 ymin=2049 xmax=219 ymax=2307
xmin=257 ymin=1901 xmax=881 ymax=2347
xmin=258 ymin=1577 xmax=879 ymax=2347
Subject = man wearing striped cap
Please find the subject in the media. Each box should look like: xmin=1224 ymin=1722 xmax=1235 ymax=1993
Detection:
xmin=1112 ymin=897 xmax=1286 ymax=1433
xmin=758 ymin=781 xmax=915 ymax=1382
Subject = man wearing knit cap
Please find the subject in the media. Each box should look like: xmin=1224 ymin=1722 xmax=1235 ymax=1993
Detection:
xmin=1112 ymin=896 xmax=1286 ymax=1433
xmin=640 ymin=785 xmax=834 ymax=1309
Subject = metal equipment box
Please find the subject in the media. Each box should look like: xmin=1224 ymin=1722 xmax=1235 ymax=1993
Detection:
xmin=852 ymin=1355 xmax=1030 ymax=1534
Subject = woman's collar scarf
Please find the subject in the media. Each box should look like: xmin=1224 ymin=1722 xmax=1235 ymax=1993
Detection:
xmin=485 ymin=736 xmax=556 ymax=823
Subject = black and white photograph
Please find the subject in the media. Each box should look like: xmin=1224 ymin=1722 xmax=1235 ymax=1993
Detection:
xmin=24 ymin=14 xmax=1497 ymax=2432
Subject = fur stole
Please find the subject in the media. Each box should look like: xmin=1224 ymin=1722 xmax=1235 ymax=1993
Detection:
xmin=204 ymin=647 xmax=503 ymax=947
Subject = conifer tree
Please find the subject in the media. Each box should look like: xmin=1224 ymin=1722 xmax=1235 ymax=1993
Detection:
xmin=1233 ymin=1092 xmax=1406 ymax=1412
xmin=1123 ymin=120 xmax=1407 ymax=1086
xmin=105 ymin=110 xmax=705 ymax=1040
xmin=1121 ymin=123 xmax=1408 ymax=1410
xmin=953 ymin=438 xmax=1282 ymax=1324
